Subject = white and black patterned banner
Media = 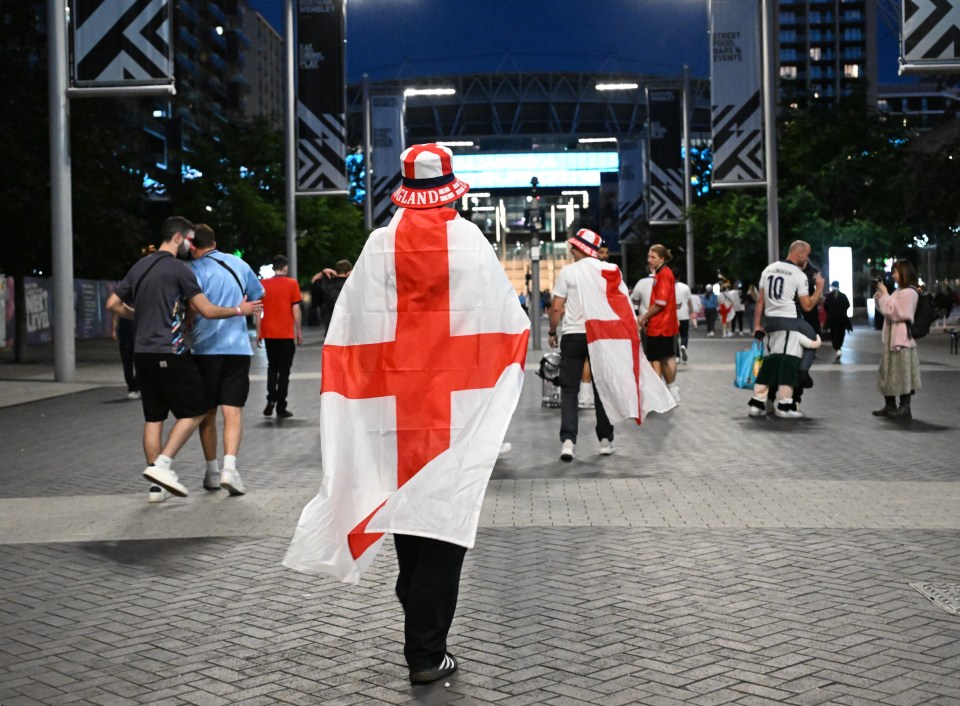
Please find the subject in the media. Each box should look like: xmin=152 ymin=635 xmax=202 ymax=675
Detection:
xmin=297 ymin=0 xmax=347 ymax=192
xmin=902 ymin=0 xmax=960 ymax=73
xmin=72 ymin=0 xmax=172 ymax=85
xmin=370 ymin=94 xmax=405 ymax=226
xmin=710 ymin=0 xmax=765 ymax=186
xmin=618 ymin=140 xmax=646 ymax=241
xmin=646 ymin=88 xmax=684 ymax=225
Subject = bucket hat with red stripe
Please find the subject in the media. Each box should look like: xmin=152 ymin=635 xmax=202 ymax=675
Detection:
xmin=567 ymin=228 xmax=603 ymax=258
xmin=391 ymin=143 xmax=471 ymax=209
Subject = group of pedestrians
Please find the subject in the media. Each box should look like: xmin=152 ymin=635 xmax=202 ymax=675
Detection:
xmin=103 ymin=144 xmax=928 ymax=693
xmin=107 ymin=218 xmax=307 ymax=503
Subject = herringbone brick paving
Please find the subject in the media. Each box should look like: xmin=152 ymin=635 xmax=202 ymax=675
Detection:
xmin=1 ymin=324 xmax=959 ymax=704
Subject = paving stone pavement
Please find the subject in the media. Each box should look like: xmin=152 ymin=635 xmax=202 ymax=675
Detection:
xmin=1 ymin=324 xmax=959 ymax=705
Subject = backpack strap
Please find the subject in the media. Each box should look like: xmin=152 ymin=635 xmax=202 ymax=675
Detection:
xmin=131 ymin=254 xmax=167 ymax=303
xmin=208 ymin=255 xmax=244 ymax=295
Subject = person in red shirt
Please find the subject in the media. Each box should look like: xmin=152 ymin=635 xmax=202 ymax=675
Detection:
xmin=637 ymin=244 xmax=681 ymax=404
xmin=256 ymin=255 xmax=303 ymax=418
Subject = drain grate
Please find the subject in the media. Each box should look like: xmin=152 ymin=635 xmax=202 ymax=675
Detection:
xmin=910 ymin=583 xmax=960 ymax=615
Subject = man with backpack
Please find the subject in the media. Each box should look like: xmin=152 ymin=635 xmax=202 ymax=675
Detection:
xmin=188 ymin=224 xmax=264 ymax=498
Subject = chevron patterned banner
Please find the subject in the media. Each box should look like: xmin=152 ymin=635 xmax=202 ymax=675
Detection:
xmin=646 ymin=88 xmax=684 ymax=225
xmin=370 ymin=94 xmax=405 ymax=226
xmin=371 ymin=174 xmax=402 ymax=226
xmin=902 ymin=0 xmax=960 ymax=72
xmin=618 ymin=140 xmax=646 ymax=242
xmin=709 ymin=0 xmax=765 ymax=187
xmin=72 ymin=0 xmax=172 ymax=85
xmin=297 ymin=0 xmax=347 ymax=192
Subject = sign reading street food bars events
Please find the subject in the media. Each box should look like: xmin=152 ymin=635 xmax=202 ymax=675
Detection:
xmin=646 ymin=87 xmax=685 ymax=225
xmin=709 ymin=0 xmax=765 ymax=187
xmin=72 ymin=0 xmax=173 ymax=86
xmin=297 ymin=0 xmax=347 ymax=192
xmin=901 ymin=0 xmax=960 ymax=73
xmin=370 ymin=94 xmax=406 ymax=226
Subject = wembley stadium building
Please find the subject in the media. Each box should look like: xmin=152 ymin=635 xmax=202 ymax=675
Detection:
xmin=346 ymin=71 xmax=710 ymax=290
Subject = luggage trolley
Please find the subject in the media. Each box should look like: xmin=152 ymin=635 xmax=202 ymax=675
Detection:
xmin=537 ymin=352 xmax=562 ymax=408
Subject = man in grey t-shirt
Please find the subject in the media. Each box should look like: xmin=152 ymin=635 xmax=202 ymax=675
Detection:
xmin=106 ymin=216 xmax=262 ymax=502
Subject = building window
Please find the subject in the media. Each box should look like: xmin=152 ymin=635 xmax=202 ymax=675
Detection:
xmin=781 ymin=65 xmax=798 ymax=79
xmin=810 ymin=47 xmax=822 ymax=61
xmin=844 ymin=63 xmax=860 ymax=78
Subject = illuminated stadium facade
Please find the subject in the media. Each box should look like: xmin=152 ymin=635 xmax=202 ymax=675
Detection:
xmin=344 ymin=72 xmax=711 ymax=291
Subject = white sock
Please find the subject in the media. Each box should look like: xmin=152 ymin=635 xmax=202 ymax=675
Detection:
xmin=580 ymin=381 xmax=593 ymax=398
xmin=223 ymin=455 xmax=237 ymax=471
xmin=154 ymin=454 xmax=173 ymax=470
xmin=206 ymin=459 xmax=220 ymax=474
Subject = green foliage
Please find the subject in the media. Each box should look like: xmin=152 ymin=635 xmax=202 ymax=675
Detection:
xmin=691 ymin=96 xmax=921 ymax=285
xmin=163 ymin=118 xmax=369 ymax=283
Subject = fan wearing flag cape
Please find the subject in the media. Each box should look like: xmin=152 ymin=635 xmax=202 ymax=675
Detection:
xmin=547 ymin=229 xmax=675 ymax=463
xmin=284 ymin=144 xmax=530 ymax=685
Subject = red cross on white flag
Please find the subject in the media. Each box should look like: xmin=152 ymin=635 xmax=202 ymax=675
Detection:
xmin=284 ymin=208 xmax=530 ymax=583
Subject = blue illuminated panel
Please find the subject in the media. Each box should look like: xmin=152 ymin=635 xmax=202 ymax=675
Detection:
xmin=454 ymin=152 xmax=619 ymax=189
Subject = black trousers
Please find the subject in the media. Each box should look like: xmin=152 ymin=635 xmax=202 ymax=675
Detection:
xmin=118 ymin=330 xmax=137 ymax=392
xmin=394 ymin=534 xmax=467 ymax=671
xmin=828 ymin=323 xmax=847 ymax=352
xmin=264 ymin=338 xmax=295 ymax=409
xmin=559 ymin=333 xmax=613 ymax=444
xmin=678 ymin=320 xmax=690 ymax=348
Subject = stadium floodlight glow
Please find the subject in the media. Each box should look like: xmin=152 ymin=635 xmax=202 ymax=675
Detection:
xmin=403 ymin=87 xmax=456 ymax=97
xmin=578 ymin=137 xmax=618 ymax=144
xmin=468 ymin=192 xmax=491 ymax=198
xmin=596 ymin=82 xmax=639 ymax=91
xmin=436 ymin=140 xmax=475 ymax=147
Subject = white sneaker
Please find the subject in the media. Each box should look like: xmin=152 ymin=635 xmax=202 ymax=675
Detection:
xmin=203 ymin=468 xmax=221 ymax=490
xmin=707 ymin=332 xmax=715 ymax=337
xmin=598 ymin=439 xmax=615 ymax=456
xmin=668 ymin=385 xmax=681 ymax=404
xmin=747 ymin=398 xmax=766 ymax=417
xmin=560 ymin=439 xmax=575 ymax=462
xmin=148 ymin=485 xmax=170 ymax=503
xmin=680 ymin=345 xmax=688 ymax=362
xmin=127 ymin=390 xmax=141 ymax=400
xmin=143 ymin=466 xmax=189 ymax=497
xmin=220 ymin=468 xmax=246 ymax=496
xmin=775 ymin=401 xmax=804 ymax=419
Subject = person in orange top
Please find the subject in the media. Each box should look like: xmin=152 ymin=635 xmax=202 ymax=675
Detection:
xmin=256 ymin=255 xmax=303 ymax=418
xmin=637 ymin=244 xmax=681 ymax=404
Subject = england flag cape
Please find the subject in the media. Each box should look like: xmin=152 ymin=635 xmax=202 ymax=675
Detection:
xmin=284 ymin=208 xmax=530 ymax=584
xmin=570 ymin=259 xmax=676 ymax=423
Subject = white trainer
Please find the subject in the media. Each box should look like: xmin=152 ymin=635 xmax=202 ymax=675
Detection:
xmin=203 ymin=469 xmax=221 ymax=491
xmin=143 ymin=466 xmax=189 ymax=497
xmin=220 ymin=468 xmax=246 ymax=496
xmin=560 ymin=439 xmax=575 ymax=462
xmin=775 ymin=401 xmax=804 ymax=419
xmin=148 ymin=486 xmax=170 ymax=503
xmin=598 ymin=439 xmax=615 ymax=456
xmin=668 ymin=385 xmax=681 ymax=404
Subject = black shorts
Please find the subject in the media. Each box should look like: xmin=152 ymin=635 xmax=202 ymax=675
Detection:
xmin=135 ymin=353 xmax=208 ymax=422
xmin=193 ymin=354 xmax=252 ymax=409
xmin=645 ymin=335 xmax=676 ymax=362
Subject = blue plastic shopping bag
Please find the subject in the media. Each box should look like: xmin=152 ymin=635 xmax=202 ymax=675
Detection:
xmin=734 ymin=339 xmax=764 ymax=389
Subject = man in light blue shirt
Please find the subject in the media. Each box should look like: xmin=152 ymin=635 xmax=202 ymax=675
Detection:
xmin=189 ymin=224 xmax=264 ymax=496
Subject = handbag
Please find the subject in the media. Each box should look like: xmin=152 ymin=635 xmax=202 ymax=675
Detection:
xmin=734 ymin=339 xmax=764 ymax=389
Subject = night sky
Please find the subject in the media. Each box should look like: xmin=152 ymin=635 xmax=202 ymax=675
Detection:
xmin=248 ymin=0 xmax=908 ymax=86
